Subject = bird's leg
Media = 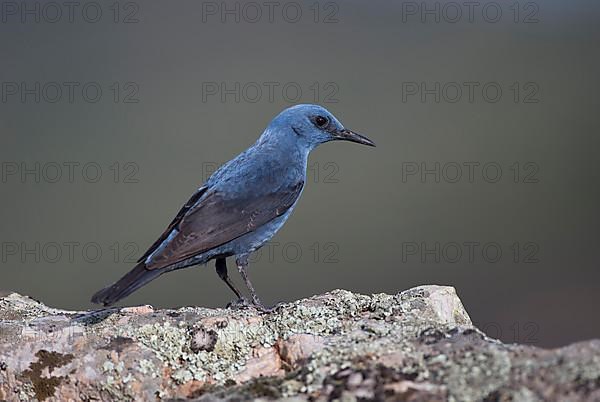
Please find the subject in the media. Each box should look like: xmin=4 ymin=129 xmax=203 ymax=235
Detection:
xmin=235 ymin=254 xmax=270 ymax=312
xmin=215 ymin=258 xmax=244 ymax=302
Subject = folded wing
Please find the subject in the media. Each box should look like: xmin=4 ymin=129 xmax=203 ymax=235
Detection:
xmin=139 ymin=180 xmax=304 ymax=270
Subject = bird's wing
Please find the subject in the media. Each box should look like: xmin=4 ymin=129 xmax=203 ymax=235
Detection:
xmin=139 ymin=180 xmax=304 ymax=270
xmin=137 ymin=185 xmax=209 ymax=264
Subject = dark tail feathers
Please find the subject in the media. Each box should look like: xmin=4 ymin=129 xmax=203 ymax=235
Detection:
xmin=91 ymin=262 xmax=165 ymax=306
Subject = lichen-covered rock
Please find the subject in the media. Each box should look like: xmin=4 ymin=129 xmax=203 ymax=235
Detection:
xmin=0 ymin=286 xmax=598 ymax=401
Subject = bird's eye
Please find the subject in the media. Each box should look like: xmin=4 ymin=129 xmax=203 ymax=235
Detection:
xmin=314 ymin=116 xmax=329 ymax=128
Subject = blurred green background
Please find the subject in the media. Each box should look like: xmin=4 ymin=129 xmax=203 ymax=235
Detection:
xmin=1 ymin=0 xmax=598 ymax=347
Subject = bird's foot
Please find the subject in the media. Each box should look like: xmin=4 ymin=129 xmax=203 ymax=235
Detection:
xmin=226 ymin=297 xmax=252 ymax=310
xmin=251 ymin=299 xmax=286 ymax=314
xmin=226 ymin=297 xmax=285 ymax=314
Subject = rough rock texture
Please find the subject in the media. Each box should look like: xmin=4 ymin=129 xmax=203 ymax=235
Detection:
xmin=0 ymin=286 xmax=599 ymax=401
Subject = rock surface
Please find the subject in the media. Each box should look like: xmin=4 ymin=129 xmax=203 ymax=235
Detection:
xmin=0 ymin=286 xmax=599 ymax=401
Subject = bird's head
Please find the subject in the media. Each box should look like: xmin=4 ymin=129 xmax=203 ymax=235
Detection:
xmin=267 ymin=104 xmax=375 ymax=150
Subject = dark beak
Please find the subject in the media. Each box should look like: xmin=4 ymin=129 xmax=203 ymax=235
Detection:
xmin=334 ymin=129 xmax=376 ymax=147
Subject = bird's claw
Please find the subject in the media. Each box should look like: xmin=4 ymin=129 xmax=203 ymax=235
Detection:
xmin=226 ymin=297 xmax=285 ymax=314
xmin=251 ymin=300 xmax=286 ymax=314
xmin=226 ymin=297 xmax=252 ymax=310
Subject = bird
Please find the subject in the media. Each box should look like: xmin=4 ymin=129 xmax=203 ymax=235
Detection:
xmin=91 ymin=104 xmax=375 ymax=311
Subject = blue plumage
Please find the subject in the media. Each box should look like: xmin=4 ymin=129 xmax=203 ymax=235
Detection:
xmin=91 ymin=104 xmax=374 ymax=309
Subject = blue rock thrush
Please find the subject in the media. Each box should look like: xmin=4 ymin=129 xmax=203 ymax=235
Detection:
xmin=91 ymin=104 xmax=375 ymax=310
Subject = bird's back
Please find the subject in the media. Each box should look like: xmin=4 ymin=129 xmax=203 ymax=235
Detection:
xmin=207 ymin=137 xmax=308 ymax=198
